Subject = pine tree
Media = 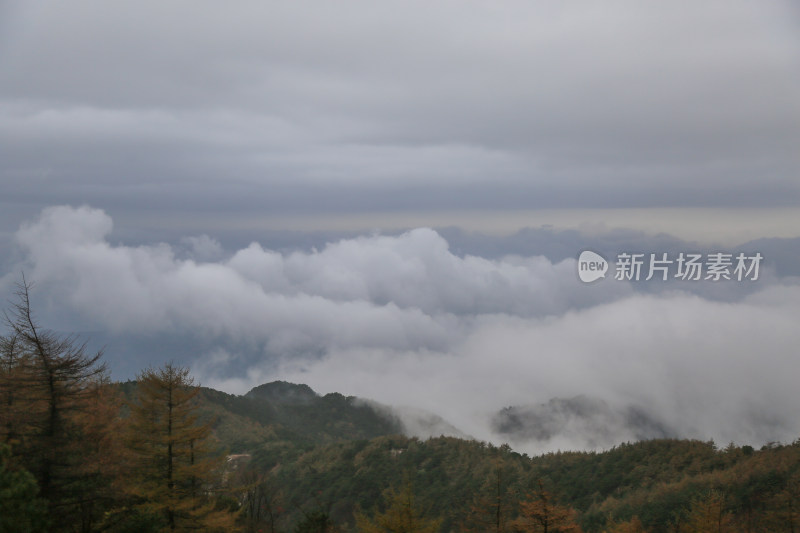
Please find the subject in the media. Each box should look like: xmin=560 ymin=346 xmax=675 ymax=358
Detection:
xmin=602 ymin=516 xmax=647 ymax=533
xmin=0 ymin=277 xmax=114 ymax=531
xmin=294 ymin=509 xmax=338 ymax=533
xmin=124 ymin=362 xmax=236 ymax=532
xmin=355 ymin=476 xmax=441 ymax=533
xmin=0 ymin=328 xmax=26 ymax=447
xmin=511 ymin=480 xmax=582 ymax=533
xmin=0 ymin=442 xmax=49 ymax=533
xmin=682 ymin=491 xmax=734 ymax=533
xmin=463 ymin=461 xmax=515 ymax=532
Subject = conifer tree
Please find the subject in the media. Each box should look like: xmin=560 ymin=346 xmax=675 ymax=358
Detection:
xmin=355 ymin=476 xmax=441 ymax=533
xmin=0 ymin=442 xmax=49 ymax=533
xmin=602 ymin=516 xmax=647 ymax=533
xmin=124 ymin=362 xmax=236 ymax=532
xmin=463 ymin=461 xmax=515 ymax=532
xmin=0 ymin=277 xmax=114 ymax=531
xmin=294 ymin=509 xmax=338 ymax=533
xmin=511 ymin=480 xmax=582 ymax=533
xmin=682 ymin=491 xmax=733 ymax=533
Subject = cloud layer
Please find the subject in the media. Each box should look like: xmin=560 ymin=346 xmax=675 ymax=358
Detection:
xmin=2 ymin=1 xmax=798 ymax=454
xmin=1 ymin=1 xmax=798 ymax=235
xmin=13 ymin=206 xmax=626 ymax=344
xmin=5 ymin=206 xmax=800 ymax=452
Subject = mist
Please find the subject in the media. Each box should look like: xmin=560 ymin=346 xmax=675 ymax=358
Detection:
xmin=3 ymin=205 xmax=799 ymax=453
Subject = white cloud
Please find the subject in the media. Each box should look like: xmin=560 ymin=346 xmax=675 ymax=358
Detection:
xmin=8 ymin=205 xmax=800 ymax=452
xmin=277 ymin=291 xmax=800 ymax=453
xmin=15 ymin=205 xmax=623 ymax=348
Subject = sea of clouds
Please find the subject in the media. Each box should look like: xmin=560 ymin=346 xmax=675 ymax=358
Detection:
xmin=3 ymin=205 xmax=799 ymax=453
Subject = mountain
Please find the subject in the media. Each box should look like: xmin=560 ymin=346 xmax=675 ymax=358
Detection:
xmin=492 ymin=395 xmax=674 ymax=449
xmin=115 ymin=379 xmax=800 ymax=532
xmin=241 ymin=431 xmax=800 ymax=532
xmin=245 ymin=381 xmax=318 ymax=405
xmin=195 ymin=381 xmax=405 ymax=451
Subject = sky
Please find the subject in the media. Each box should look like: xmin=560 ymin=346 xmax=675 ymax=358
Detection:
xmin=1 ymin=1 xmax=800 ymax=453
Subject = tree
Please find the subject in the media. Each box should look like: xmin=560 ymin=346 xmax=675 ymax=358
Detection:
xmin=682 ymin=491 xmax=734 ymax=533
xmin=776 ymin=471 xmax=800 ymax=533
xmin=294 ymin=509 xmax=338 ymax=533
xmin=233 ymin=467 xmax=285 ymax=533
xmin=355 ymin=476 xmax=441 ymax=533
xmin=602 ymin=516 xmax=647 ymax=533
xmin=0 ymin=328 xmax=25 ymax=446
xmin=511 ymin=480 xmax=582 ymax=533
xmin=0 ymin=442 xmax=49 ymax=533
xmin=464 ymin=460 xmax=515 ymax=532
xmin=124 ymin=362 xmax=237 ymax=532
xmin=0 ymin=277 xmax=115 ymax=531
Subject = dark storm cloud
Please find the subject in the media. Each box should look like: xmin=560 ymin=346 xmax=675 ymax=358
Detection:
xmin=1 ymin=1 xmax=799 ymax=225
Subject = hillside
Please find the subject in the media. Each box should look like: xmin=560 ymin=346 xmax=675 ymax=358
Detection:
xmin=118 ymin=379 xmax=405 ymax=453
xmin=241 ymin=433 xmax=800 ymax=532
xmin=119 ymin=379 xmax=800 ymax=532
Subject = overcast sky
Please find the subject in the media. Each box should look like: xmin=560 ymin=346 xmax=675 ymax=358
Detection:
xmin=2 ymin=1 xmax=799 ymax=236
xmin=1 ymin=2 xmax=800 ymax=451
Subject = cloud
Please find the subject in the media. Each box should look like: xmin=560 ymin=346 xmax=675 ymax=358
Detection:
xmin=12 ymin=204 xmax=626 ymax=350
xmin=178 ymin=234 xmax=225 ymax=262
xmin=276 ymin=289 xmax=800 ymax=453
xmin=6 ymin=205 xmax=800 ymax=452
xmin=1 ymin=1 xmax=798 ymax=225
xmin=2 ymin=0 xmax=797 ymax=454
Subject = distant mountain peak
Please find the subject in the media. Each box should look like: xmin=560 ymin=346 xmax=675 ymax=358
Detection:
xmin=492 ymin=395 xmax=673 ymax=449
xmin=245 ymin=381 xmax=318 ymax=405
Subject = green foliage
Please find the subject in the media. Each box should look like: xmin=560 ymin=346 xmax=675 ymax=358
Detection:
xmin=4 ymin=285 xmax=798 ymax=533
xmin=5 ymin=357 xmax=800 ymax=533
xmin=0 ymin=443 xmax=49 ymax=533
xmin=295 ymin=510 xmax=338 ymax=533
xmin=106 ymin=509 xmax=164 ymax=533
xmin=355 ymin=476 xmax=441 ymax=533
xmin=217 ymin=426 xmax=800 ymax=533
xmin=200 ymin=382 xmax=403 ymax=449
